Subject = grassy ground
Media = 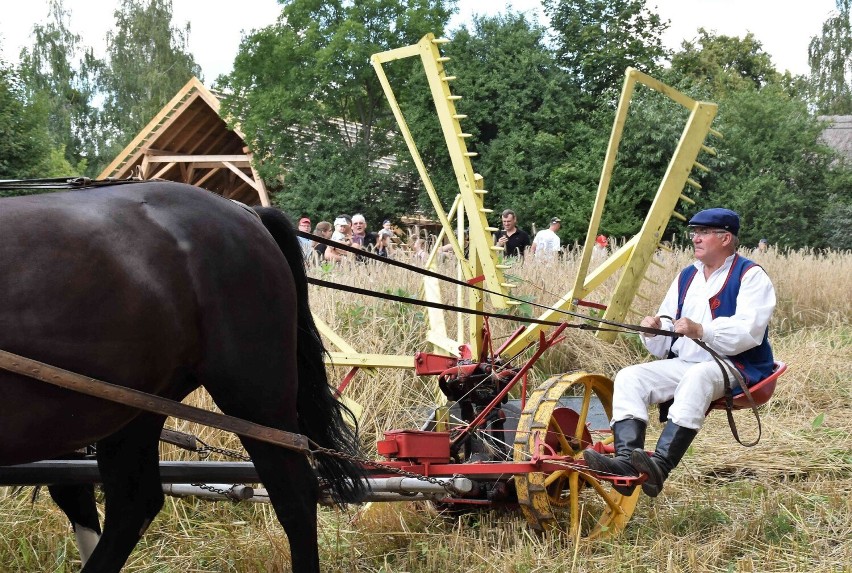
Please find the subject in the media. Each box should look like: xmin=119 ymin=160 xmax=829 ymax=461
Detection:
xmin=1 ymin=246 xmax=850 ymax=572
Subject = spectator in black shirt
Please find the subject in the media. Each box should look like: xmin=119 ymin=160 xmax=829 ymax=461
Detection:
xmin=494 ymin=209 xmax=531 ymax=257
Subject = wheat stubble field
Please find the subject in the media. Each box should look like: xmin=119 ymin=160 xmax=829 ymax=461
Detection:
xmin=2 ymin=245 xmax=850 ymax=572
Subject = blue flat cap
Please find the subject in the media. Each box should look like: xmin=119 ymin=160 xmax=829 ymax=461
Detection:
xmin=688 ymin=208 xmax=740 ymax=235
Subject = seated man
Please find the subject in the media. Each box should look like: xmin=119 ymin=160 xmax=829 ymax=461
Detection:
xmin=584 ymin=208 xmax=776 ymax=497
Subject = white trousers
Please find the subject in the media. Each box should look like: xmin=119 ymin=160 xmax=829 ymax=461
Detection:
xmin=611 ymin=358 xmax=731 ymax=430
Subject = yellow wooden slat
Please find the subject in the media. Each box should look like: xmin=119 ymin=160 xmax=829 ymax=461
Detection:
xmin=325 ymin=353 xmax=415 ymax=369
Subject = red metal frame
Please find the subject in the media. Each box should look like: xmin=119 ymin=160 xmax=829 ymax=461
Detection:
xmin=450 ymin=323 xmax=568 ymax=448
xmin=340 ymin=330 xmax=786 ymax=507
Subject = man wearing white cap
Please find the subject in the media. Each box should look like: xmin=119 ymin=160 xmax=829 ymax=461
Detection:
xmin=530 ymin=217 xmax=562 ymax=260
xmin=326 ymin=215 xmax=353 ymax=262
xmin=584 ymin=208 xmax=776 ymax=498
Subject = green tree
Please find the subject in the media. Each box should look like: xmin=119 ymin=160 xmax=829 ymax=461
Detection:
xmin=15 ymin=0 xmax=100 ymax=175
xmin=808 ymin=0 xmax=852 ymax=114
xmin=670 ymin=29 xmax=781 ymax=93
xmin=543 ymin=0 xmax=669 ymax=101
xmin=697 ymin=87 xmax=835 ymax=248
xmin=0 ymin=61 xmax=74 ymax=184
xmin=821 ymin=161 xmax=852 ymax=249
xmin=219 ymin=0 xmax=455 ymax=223
xmin=533 ymin=86 xmax=695 ymax=243
xmin=662 ymin=30 xmax=842 ymax=249
xmin=395 ymin=12 xmax=580 ymax=235
xmin=98 ymin=0 xmax=201 ymax=168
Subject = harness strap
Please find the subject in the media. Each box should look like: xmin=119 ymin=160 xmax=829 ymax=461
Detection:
xmin=0 ymin=176 xmax=144 ymax=191
xmin=695 ymin=339 xmax=763 ymax=446
xmin=305 ymin=233 xmax=677 ymax=338
xmin=0 ymin=349 xmax=309 ymax=454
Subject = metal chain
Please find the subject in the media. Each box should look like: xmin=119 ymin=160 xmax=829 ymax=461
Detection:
xmin=309 ymin=443 xmax=465 ymax=496
xmin=193 ymin=437 xmax=251 ymax=461
xmin=189 ymin=482 xmax=244 ymax=500
xmin=184 ymin=437 xmax=252 ymax=496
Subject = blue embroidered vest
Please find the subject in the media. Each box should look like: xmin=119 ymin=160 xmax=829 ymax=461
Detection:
xmin=675 ymin=254 xmax=775 ymax=389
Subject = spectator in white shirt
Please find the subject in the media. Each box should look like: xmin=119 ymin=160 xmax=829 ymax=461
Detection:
xmin=530 ymin=217 xmax=562 ymax=260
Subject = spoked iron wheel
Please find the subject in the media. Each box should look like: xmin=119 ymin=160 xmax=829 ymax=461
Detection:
xmin=513 ymin=372 xmax=640 ymax=539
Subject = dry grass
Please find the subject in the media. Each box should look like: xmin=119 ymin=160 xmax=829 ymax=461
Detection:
xmin=2 ymin=246 xmax=851 ymax=572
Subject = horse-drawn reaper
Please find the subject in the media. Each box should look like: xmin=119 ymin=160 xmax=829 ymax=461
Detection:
xmin=0 ymin=181 xmax=367 ymax=572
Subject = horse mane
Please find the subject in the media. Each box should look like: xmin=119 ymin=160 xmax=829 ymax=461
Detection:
xmin=253 ymin=207 xmax=369 ymax=503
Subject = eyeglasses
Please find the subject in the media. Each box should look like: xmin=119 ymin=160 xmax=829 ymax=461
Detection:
xmin=688 ymin=228 xmax=729 ymax=239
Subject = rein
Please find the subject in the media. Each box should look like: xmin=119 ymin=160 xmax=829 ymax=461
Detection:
xmin=304 ymin=232 xmax=674 ymax=337
xmin=306 ymin=231 xmax=767 ymax=445
xmin=0 ymin=349 xmax=309 ymax=454
xmin=0 ymin=176 xmax=144 ymax=191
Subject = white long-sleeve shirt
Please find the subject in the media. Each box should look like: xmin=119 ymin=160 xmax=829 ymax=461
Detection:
xmin=643 ymin=253 xmax=776 ymax=362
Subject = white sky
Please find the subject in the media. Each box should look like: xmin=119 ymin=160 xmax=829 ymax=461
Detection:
xmin=0 ymin=0 xmax=840 ymax=82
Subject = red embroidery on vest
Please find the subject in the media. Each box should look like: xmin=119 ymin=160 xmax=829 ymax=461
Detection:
xmin=710 ymin=298 xmax=721 ymax=310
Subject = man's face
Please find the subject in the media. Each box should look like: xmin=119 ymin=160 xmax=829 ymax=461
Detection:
xmin=502 ymin=214 xmax=516 ymax=232
xmin=352 ymin=219 xmax=367 ymax=234
xmin=299 ymin=220 xmax=311 ymax=232
xmin=690 ymin=227 xmax=730 ymax=262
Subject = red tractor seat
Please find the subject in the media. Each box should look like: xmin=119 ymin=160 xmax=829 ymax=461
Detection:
xmin=709 ymin=361 xmax=787 ymax=411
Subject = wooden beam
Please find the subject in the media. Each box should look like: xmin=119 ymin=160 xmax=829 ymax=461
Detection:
xmin=151 ymin=162 xmax=176 ymax=179
xmin=145 ymin=154 xmax=251 ymax=164
xmin=97 ymin=79 xmax=206 ymax=178
xmin=194 ymin=168 xmax=219 ymax=187
xmin=223 ymin=162 xmax=257 ymax=189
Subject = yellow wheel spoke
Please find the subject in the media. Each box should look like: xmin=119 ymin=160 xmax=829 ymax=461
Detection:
xmin=548 ymin=417 xmax=573 ymax=453
xmin=544 ymin=469 xmax=568 ymax=488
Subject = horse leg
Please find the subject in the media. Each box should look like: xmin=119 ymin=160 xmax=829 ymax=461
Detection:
xmin=48 ymin=483 xmax=101 ymax=566
xmin=202 ymin=370 xmax=321 ymax=571
xmin=240 ymin=438 xmax=321 ymax=573
xmin=81 ymin=413 xmax=166 ymax=573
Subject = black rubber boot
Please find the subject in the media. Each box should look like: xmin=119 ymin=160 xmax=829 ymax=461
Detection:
xmin=583 ymin=418 xmax=646 ymax=496
xmin=631 ymin=421 xmax=697 ymax=497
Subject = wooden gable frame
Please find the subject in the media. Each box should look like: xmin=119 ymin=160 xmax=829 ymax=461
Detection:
xmin=98 ymin=76 xmax=270 ymax=206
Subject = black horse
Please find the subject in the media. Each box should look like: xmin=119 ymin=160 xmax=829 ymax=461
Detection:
xmin=0 ymin=181 xmax=367 ymax=572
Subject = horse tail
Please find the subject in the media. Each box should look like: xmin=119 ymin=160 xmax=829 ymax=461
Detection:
xmin=253 ymin=207 xmax=368 ymax=503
